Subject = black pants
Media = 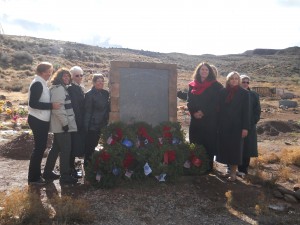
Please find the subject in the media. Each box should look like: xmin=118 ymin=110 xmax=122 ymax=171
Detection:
xmin=84 ymin=130 xmax=101 ymax=167
xmin=28 ymin=115 xmax=50 ymax=182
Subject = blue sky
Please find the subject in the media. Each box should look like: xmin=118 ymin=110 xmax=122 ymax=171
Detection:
xmin=1 ymin=0 xmax=300 ymax=55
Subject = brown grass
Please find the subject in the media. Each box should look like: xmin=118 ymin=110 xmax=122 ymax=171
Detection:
xmin=280 ymin=147 xmax=300 ymax=166
xmin=257 ymin=152 xmax=280 ymax=164
xmin=0 ymin=187 xmax=94 ymax=225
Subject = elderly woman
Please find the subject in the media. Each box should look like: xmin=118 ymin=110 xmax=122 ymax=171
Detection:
xmin=187 ymin=62 xmax=223 ymax=172
xmin=238 ymin=75 xmax=261 ymax=176
xmin=83 ymin=74 xmax=110 ymax=167
xmin=68 ymin=66 xmax=85 ymax=178
xmin=43 ymin=68 xmax=78 ymax=185
xmin=217 ymin=71 xmax=250 ymax=181
xmin=27 ymin=62 xmax=61 ymax=185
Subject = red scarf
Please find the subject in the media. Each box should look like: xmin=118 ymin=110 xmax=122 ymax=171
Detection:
xmin=189 ymin=80 xmax=216 ymax=95
xmin=225 ymin=85 xmax=239 ymax=103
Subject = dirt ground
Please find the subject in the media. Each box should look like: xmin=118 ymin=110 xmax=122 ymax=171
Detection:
xmin=0 ymin=95 xmax=300 ymax=224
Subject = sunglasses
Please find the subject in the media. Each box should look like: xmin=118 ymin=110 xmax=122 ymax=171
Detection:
xmin=242 ymin=81 xmax=249 ymax=84
xmin=75 ymin=74 xmax=83 ymax=78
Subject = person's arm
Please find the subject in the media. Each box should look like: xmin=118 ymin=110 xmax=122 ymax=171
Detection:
xmin=51 ymin=86 xmax=68 ymax=127
xmin=29 ymin=82 xmax=52 ymax=110
xmin=83 ymin=91 xmax=93 ymax=132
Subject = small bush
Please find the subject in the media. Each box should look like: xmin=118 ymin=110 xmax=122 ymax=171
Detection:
xmin=50 ymin=194 xmax=94 ymax=224
xmin=258 ymin=152 xmax=280 ymax=164
xmin=280 ymin=147 xmax=300 ymax=166
xmin=0 ymin=187 xmax=94 ymax=225
xmin=0 ymin=187 xmax=51 ymax=225
xmin=12 ymin=51 xmax=33 ymax=65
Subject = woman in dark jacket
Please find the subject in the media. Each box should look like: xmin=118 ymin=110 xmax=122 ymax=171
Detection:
xmin=238 ymin=75 xmax=261 ymax=175
xmin=68 ymin=66 xmax=85 ymax=178
xmin=187 ymin=62 xmax=223 ymax=172
xmin=83 ymin=74 xmax=110 ymax=167
xmin=217 ymin=71 xmax=250 ymax=181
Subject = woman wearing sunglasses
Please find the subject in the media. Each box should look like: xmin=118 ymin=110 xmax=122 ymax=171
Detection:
xmin=68 ymin=66 xmax=86 ymax=178
xmin=238 ymin=75 xmax=261 ymax=177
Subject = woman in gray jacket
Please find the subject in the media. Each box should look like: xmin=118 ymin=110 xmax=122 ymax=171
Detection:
xmin=43 ymin=68 xmax=78 ymax=185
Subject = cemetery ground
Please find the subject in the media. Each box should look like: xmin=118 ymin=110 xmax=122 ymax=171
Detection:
xmin=0 ymin=91 xmax=300 ymax=225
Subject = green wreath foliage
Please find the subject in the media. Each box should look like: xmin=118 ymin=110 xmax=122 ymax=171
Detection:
xmin=87 ymin=121 xmax=210 ymax=188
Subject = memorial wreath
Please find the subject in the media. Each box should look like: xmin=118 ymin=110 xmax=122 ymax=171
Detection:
xmin=85 ymin=121 xmax=209 ymax=188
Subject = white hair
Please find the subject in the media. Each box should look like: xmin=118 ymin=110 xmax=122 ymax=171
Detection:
xmin=69 ymin=66 xmax=83 ymax=77
xmin=240 ymin=74 xmax=250 ymax=81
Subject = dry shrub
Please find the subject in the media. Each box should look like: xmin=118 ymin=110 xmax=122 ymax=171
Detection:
xmin=50 ymin=194 xmax=94 ymax=224
xmin=258 ymin=152 xmax=280 ymax=164
xmin=0 ymin=187 xmax=93 ymax=225
xmin=0 ymin=187 xmax=51 ymax=225
xmin=277 ymin=166 xmax=293 ymax=181
xmin=248 ymin=167 xmax=278 ymax=188
xmin=280 ymin=147 xmax=300 ymax=166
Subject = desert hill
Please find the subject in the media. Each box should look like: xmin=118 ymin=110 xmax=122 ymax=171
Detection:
xmin=0 ymin=34 xmax=299 ymax=93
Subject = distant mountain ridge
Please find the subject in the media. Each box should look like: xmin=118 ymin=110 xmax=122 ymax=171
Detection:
xmin=243 ymin=46 xmax=300 ymax=56
xmin=0 ymin=34 xmax=299 ymax=93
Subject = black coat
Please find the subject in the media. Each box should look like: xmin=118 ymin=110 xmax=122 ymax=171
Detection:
xmin=68 ymin=84 xmax=85 ymax=131
xmin=243 ymin=90 xmax=261 ymax=158
xmin=68 ymin=83 xmax=85 ymax=157
xmin=187 ymin=81 xmax=223 ymax=159
xmin=83 ymin=87 xmax=110 ymax=132
xmin=217 ymin=87 xmax=250 ymax=165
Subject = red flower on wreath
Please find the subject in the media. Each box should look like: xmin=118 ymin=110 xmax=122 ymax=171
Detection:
xmin=94 ymin=151 xmax=111 ymax=170
xmin=100 ymin=151 xmax=111 ymax=161
xmin=163 ymin=126 xmax=172 ymax=139
xmin=190 ymin=153 xmax=202 ymax=167
xmin=123 ymin=152 xmax=135 ymax=169
xmin=138 ymin=126 xmax=154 ymax=143
xmin=164 ymin=150 xmax=176 ymax=164
xmin=108 ymin=127 xmax=123 ymax=145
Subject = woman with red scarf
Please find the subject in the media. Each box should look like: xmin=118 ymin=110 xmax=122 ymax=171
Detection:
xmin=187 ymin=62 xmax=223 ymax=172
xmin=217 ymin=71 xmax=250 ymax=181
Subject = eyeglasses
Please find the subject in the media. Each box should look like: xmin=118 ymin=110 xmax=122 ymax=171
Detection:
xmin=75 ymin=74 xmax=83 ymax=78
xmin=242 ymin=81 xmax=249 ymax=84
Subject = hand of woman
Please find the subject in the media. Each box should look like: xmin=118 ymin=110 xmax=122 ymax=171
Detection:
xmin=193 ymin=111 xmax=203 ymax=119
xmin=52 ymin=102 xmax=61 ymax=110
xmin=242 ymin=129 xmax=248 ymax=138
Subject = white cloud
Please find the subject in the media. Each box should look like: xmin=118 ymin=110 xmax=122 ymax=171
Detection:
xmin=1 ymin=0 xmax=299 ymax=55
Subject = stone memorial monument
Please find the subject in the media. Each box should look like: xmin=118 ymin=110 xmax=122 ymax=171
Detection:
xmin=109 ymin=61 xmax=177 ymax=125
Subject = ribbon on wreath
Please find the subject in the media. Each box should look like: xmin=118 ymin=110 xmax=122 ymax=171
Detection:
xmin=164 ymin=150 xmax=176 ymax=164
xmin=123 ymin=152 xmax=135 ymax=169
xmin=138 ymin=126 xmax=154 ymax=144
xmin=163 ymin=126 xmax=173 ymax=143
xmin=107 ymin=127 xmax=123 ymax=145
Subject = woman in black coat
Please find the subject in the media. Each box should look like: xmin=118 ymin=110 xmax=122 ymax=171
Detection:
xmin=217 ymin=71 xmax=250 ymax=181
xmin=238 ymin=75 xmax=261 ymax=175
xmin=68 ymin=66 xmax=85 ymax=178
xmin=83 ymin=74 xmax=110 ymax=167
xmin=187 ymin=62 xmax=223 ymax=172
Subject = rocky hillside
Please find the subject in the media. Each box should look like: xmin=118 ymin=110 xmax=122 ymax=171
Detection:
xmin=0 ymin=34 xmax=299 ymax=92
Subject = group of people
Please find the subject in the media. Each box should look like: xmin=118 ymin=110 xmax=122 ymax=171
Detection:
xmin=183 ymin=62 xmax=261 ymax=181
xmin=27 ymin=60 xmax=260 ymax=185
xmin=27 ymin=62 xmax=110 ymax=185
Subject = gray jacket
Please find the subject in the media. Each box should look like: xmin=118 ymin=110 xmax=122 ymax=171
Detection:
xmin=49 ymin=85 xmax=77 ymax=133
